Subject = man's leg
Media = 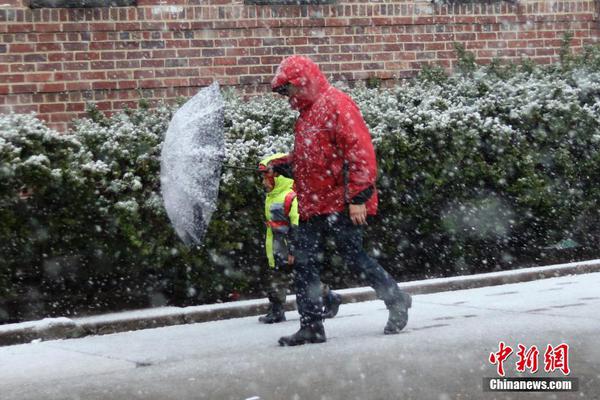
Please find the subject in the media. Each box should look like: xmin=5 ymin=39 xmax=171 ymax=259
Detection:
xmin=328 ymin=213 xmax=411 ymax=333
xmin=322 ymin=284 xmax=343 ymax=319
xmin=279 ymin=218 xmax=326 ymax=346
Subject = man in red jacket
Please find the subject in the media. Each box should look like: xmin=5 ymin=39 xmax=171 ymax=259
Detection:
xmin=270 ymin=55 xmax=412 ymax=346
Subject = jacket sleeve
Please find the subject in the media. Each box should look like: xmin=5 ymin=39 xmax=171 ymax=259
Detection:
xmin=334 ymin=99 xmax=377 ymax=203
xmin=288 ymin=196 xmax=299 ymax=226
xmin=287 ymin=197 xmax=299 ymax=255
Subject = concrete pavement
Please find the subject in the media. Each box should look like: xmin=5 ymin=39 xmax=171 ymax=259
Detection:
xmin=1 ymin=271 xmax=598 ymax=400
xmin=1 ymin=258 xmax=599 ymax=347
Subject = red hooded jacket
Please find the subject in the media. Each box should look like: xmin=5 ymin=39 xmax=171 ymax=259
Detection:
xmin=271 ymin=56 xmax=378 ymax=221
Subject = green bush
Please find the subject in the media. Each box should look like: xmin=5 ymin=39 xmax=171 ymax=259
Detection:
xmin=2 ymin=46 xmax=600 ymax=322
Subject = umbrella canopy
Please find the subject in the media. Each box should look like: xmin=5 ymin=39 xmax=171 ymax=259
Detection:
xmin=160 ymin=82 xmax=225 ymax=246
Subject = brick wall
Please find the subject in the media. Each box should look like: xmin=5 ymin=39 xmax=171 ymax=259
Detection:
xmin=0 ymin=0 xmax=599 ymax=131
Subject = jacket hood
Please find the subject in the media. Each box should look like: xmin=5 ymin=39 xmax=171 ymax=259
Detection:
xmin=259 ymin=153 xmax=294 ymax=196
xmin=271 ymin=56 xmax=330 ymax=111
xmin=259 ymin=153 xmax=288 ymax=169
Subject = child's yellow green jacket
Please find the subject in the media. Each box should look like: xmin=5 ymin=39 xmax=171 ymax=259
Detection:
xmin=260 ymin=154 xmax=299 ymax=268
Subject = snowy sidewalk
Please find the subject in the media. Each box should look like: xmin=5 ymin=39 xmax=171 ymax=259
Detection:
xmin=1 ymin=271 xmax=598 ymax=400
xmin=1 ymin=258 xmax=600 ymax=347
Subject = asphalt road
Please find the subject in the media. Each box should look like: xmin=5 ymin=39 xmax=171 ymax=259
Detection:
xmin=1 ymin=272 xmax=598 ymax=400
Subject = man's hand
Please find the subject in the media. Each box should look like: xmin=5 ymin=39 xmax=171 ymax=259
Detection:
xmin=287 ymin=254 xmax=295 ymax=266
xmin=349 ymin=204 xmax=368 ymax=225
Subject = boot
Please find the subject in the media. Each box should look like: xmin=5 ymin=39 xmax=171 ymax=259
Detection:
xmin=322 ymin=292 xmax=342 ymax=319
xmin=258 ymin=303 xmax=286 ymax=324
xmin=384 ymin=292 xmax=412 ymax=335
xmin=278 ymin=321 xmax=326 ymax=346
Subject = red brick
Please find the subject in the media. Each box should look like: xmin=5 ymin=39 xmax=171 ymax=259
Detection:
xmin=152 ymin=50 xmax=177 ymax=58
xmin=12 ymin=84 xmax=37 ymax=93
xmin=226 ymin=48 xmax=248 ymax=57
xmin=0 ymin=74 xmax=24 ymax=83
xmin=155 ymin=69 xmax=177 ymax=78
xmin=134 ymin=70 xmax=155 ymax=79
xmin=40 ymin=103 xmax=66 ymax=113
xmin=341 ymin=62 xmax=362 ymax=71
xmin=62 ymin=23 xmax=89 ymax=32
xmin=141 ymin=59 xmax=164 ymax=68
xmin=404 ymin=43 xmax=425 ymax=51
xmin=9 ymin=43 xmax=35 ymax=52
xmin=177 ymin=49 xmax=200 ymax=58
xmin=90 ymin=42 xmax=115 ymax=51
xmin=139 ymin=79 xmax=163 ymax=89
xmin=248 ymin=47 xmax=271 ymax=56
xmin=536 ymin=48 xmax=556 ymax=56
xmin=373 ymin=53 xmax=393 ymax=61
xmin=107 ymin=71 xmax=132 ymax=80
xmin=13 ymin=104 xmax=39 ymax=113
xmin=261 ymin=56 xmax=284 ymax=65
xmin=73 ymin=53 xmax=98 ymax=61
xmin=424 ymin=42 xmax=446 ymax=51
xmin=66 ymin=82 xmax=93 ymax=91
xmin=331 ymin=53 xmax=353 ymax=62
xmin=91 ymin=61 xmax=114 ymax=70
xmin=249 ymin=65 xmax=272 ymax=75
xmin=215 ymin=57 xmax=237 ymax=66
xmin=189 ymin=77 xmax=214 ymax=86
xmin=101 ymin=52 xmax=126 ymax=61
xmin=63 ymin=62 xmax=90 ymax=71
xmin=189 ymin=58 xmax=212 ymax=67
xmin=25 ymin=73 xmax=53 ymax=82
xmin=162 ymin=78 xmax=189 ymax=87
xmin=49 ymin=53 xmax=74 ymax=62
xmin=38 ymin=83 xmax=65 ymax=92
xmin=66 ymin=102 xmax=85 ymax=112
xmin=318 ymin=45 xmax=340 ymax=54
xmin=225 ymin=66 xmax=248 ymax=76
xmin=36 ymin=43 xmax=61 ymax=52
xmin=238 ymin=38 xmax=260 ymax=47
xmin=92 ymin=81 xmax=117 ymax=90
xmin=49 ymin=113 xmax=75 ymax=123
xmin=112 ymin=100 xmax=138 ymax=109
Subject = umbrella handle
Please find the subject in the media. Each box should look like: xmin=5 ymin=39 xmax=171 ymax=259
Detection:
xmin=223 ymin=164 xmax=257 ymax=172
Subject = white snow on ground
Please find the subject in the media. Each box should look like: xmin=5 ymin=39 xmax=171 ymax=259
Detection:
xmin=75 ymin=306 xmax=186 ymax=325
xmin=4 ymin=258 xmax=596 ymax=334
xmin=0 ymin=317 xmax=75 ymax=334
xmin=0 ymin=272 xmax=598 ymax=400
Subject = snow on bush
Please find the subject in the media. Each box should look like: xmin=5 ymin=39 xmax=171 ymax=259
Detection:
xmin=2 ymin=46 xmax=600 ymax=320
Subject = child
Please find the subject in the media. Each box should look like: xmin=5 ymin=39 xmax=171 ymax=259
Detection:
xmin=258 ymin=153 xmax=342 ymax=323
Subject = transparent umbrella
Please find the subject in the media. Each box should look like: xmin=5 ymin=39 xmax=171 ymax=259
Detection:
xmin=160 ymin=82 xmax=225 ymax=246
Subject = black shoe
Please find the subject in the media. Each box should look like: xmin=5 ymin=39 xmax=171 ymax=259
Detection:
xmin=278 ymin=321 xmax=326 ymax=346
xmin=258 ymin=309 xmax=286 ymax=324
xmin=384 ymin=292 xmax=412 ymax=335
xmin=323 ymin=292 xmax=342 ymax=319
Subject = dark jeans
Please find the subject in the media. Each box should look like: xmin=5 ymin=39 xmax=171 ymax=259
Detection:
xmin=265 ymin=256 xmax=334 ymax=315
xmin=294 ymin=213 xmax=405 ymax=324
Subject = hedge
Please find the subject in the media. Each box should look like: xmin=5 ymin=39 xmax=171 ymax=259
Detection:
xmin=2 ymin=46 xmax=600 ymax=322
